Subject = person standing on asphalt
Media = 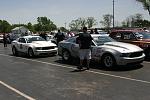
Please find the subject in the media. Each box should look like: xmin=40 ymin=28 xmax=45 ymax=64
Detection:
xmin=39 ymin=32 xmax=47 ymax=40
xmin=54 ymin=30 xmax=65 ymax=45
xmin=94 ymin=28 xmax=99 ymax=34
xmin=3 ymin=33 xmax=7 ymax=47
xmin=76 ymin=27 xmax=93 ymax=70
xmin=90 ymin=29 xmax=94 ymax=34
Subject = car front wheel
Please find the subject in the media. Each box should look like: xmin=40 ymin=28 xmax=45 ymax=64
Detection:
xmin=62 ymin=50 xmax=71 ymax=62
xmin=102 ymin=54 xmax=116 ymax=68
xmin=12 ymin=46 xmax=18 ymax=56
xmin=28 ymin=48 xmax=34 ymax=57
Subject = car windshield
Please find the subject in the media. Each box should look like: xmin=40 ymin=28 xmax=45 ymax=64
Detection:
xmin=27 ymin=37 xmax=46 ymax=43
xmin=46 ymin=36 xmax=53 ymax=41
xmin=93 ymin=36 xmax=116 ymax=46
xmin=135 ymin=32 xmax=150 ymax=39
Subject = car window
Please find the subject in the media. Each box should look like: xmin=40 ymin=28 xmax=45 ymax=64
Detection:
xmin=18 ymin=38 xmax=26 ymax=43
xmin=122 ymin=32 xmax=136 ymax=40
xmin=110 ymin=32 xmax=122 ymax=40
xmin=66 ymin=37 xmax=76 ymax=43
xmin=27 ymin=37 xmax=46 ymax=43
xmin=93 ymin=36 xmax=115 ymax=46
xmin=135 ymin=32 xmax=150 ymax=39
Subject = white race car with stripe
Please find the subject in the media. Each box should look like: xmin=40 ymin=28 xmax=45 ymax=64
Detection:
xmin=11 ymin=36 xmax=57 ymax=57
xmin=58 ymin=34 xmax=145 ymax=68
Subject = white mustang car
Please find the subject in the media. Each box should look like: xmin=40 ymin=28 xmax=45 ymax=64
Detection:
xmin=11 ymin=36 xmax=57 ymax=57
xmin=58 ymin=34 xmax=145 ymax=68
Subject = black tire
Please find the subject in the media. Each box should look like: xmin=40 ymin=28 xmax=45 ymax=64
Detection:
xmin=28 ymin=48 xmax=34 ymax=57
xmin=12 ymin=46 xmax=18 ymax=56
xmin=101 ymin=54 xmax=116 ymax=68
xmin=145 ymin=48 xmax=150 ymax=58
xmin=62 ymin=50 xmax=71 ymax=62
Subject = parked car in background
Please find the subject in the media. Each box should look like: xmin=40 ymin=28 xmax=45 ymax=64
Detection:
xmin=58 ymin=34 xmax=145 ymax=68
xmin=46 ymin=34 xmax=57 ymax=44
xmin=11 ymin=36 xmax=57 ymax=57
xmin=109 ymin=30 xmax=150 ymax=58
xmin=0 ymin=34 xmax=3 ymax=43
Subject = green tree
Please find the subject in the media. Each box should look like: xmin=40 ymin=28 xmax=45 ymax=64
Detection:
xmin=86 ymin=17 xmax=97 ymax=28
xmin=0 ymin=20 xmax=11 ymax=33
xmin=78 ymin=18 xmax=87 ymax=28
xmin=69 ymin=17 xmax=88 ymax=31
xmin=136 ymin=0 xmax=150 ymax=15
xmin=60 ymin=27 xmax=68 ymax=32
xmin=100 ymin=14 xmax=113 ymax=28
xmin=34 ymin=17 xmax=57 ymax=32
xmin=27 ymin=22 xmax=34 ymax=32
xmin=121 ymin=14 xmax=144 ymax=27
xmin=69 ymin=19 xmax=81 ymax=31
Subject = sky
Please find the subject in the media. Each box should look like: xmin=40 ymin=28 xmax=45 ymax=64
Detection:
xmin=0 ymin=0 xmax=149 ymax=28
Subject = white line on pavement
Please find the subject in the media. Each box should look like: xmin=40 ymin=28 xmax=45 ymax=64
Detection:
xmin=1 ymin=54 xmax=150 ymax=85
xmin=0 ymin=81 xmax=35 ymax=100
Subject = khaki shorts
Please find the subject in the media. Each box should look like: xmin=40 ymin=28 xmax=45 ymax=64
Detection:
xmin=79 ymin=49 xmax=91 ymax=60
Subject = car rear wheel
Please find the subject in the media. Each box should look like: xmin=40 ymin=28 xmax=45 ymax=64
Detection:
xmin=102 ymin=54 xmax=116 ymax=68
xmin=62 ymin=50 xmax=71 ymax=62
xmin=12 ymin=46 xmax=18 ymax=56
xmin=145 ymin=48 xmax=150 ymax=58
xmin=28 ymin=48 xmax=34 ymax=57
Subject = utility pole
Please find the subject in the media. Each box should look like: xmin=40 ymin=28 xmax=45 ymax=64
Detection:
xmin=64 ymin=22 xmax=67 ymax=29
xmin=113 ymin=0 xmax=115 ymax=28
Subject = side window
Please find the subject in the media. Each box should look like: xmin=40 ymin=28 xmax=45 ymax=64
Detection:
xmin=66 ymin=37 xmax=76 ymax=43
xmin=18 ymin=38 xmax=26 ymax=43
xmin=110 ymin=32 xmax=122 ymax=40
xmin=123 ymin=32 xmax=136 ymax=40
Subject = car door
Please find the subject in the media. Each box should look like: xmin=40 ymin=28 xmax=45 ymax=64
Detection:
xmin=69 ymin=37 xmax=79 ymax=57
xmin=17 ymin=38 xmax=27 ymax=53
xmin=121 ymin=32 xmax=137 ymax=44
xmin=91 ymin=39 xmax=103 ymax=61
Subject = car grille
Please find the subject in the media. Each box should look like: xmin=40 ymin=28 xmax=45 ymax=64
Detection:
xmin=129 ymin=51 xmax=143 ymax=57
xmin=42 ymin=46 xmax=55 ymax=50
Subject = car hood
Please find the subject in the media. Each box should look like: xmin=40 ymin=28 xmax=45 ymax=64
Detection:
xmin=31 ymin=41 xmax=56 ymax=47
xmin=103 ymin=42 xmax=143 ymax=53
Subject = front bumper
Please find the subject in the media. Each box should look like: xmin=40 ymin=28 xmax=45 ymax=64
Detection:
xmin=116 ymin=54 xmax=145 ymax=65
xmin=34 ymin=48 xmax=58 ymax=55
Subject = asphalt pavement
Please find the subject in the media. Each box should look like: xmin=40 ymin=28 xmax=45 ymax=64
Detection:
xmin=0 ymin=44 xmax=150 ymax=100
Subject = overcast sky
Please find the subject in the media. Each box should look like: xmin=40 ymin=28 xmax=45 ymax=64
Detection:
xmin=0 ymin=0 xmax=149 ymax=27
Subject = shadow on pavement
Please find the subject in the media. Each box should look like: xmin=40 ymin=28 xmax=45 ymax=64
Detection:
xmin=145 ymin=57 xmax=150 ymax=62
xmin=54 ymin=58 xmax=143 ymax=72
xmin=8 ymin=53 xmax=143 ymax=72
xmin=8 ymin=53 xmax=57 ymax=59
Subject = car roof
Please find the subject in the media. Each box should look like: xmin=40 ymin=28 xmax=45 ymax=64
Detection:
xmin=91 ymin=34 xmax=109 ymax=37
xmin=76 ymin=33 xmax=109 ymax=36
xmin=22 ymin=35 xmax=40 ymax=39
xmin=110 ymin=29 xmax=145 ymax=33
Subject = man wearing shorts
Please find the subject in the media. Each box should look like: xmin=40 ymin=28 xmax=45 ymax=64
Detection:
xmin=76 ymin=27 xmax=93 ymax=70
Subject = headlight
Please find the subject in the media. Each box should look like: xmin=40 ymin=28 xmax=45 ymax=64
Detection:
xmin=36 ymin=47 xmax=42 ymax=50
xmin=120 ymin=53 xmax=130 ymax=57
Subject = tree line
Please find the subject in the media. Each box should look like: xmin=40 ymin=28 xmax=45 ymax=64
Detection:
xmin=0 ymin=0 xmax=149 ymax=33
xmin=0 ymin=14 xmax=150 ymax=33
xmin=0 ymin=17 xmax=57 ymax=33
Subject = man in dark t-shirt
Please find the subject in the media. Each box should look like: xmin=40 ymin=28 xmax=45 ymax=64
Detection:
xmin=54 ymin=30 xmax=65 ymax=45
xmin=76 ymin=27 xmax=93 ymax=70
